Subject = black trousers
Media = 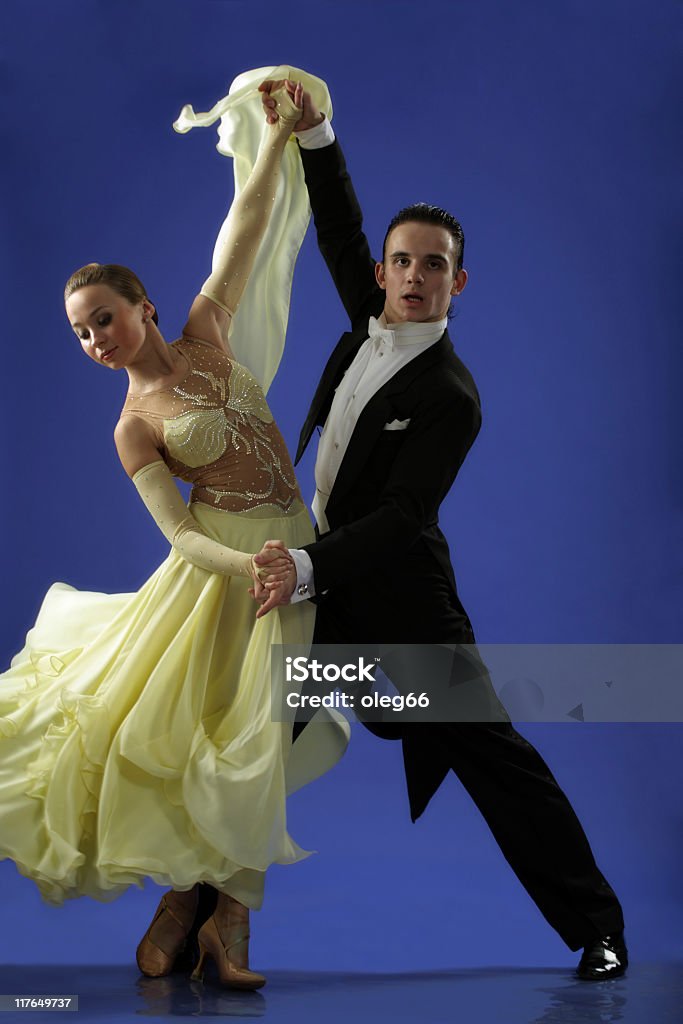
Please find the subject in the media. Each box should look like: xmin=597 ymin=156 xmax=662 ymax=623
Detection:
xmin=402 ymin=721 xmax=624 ymax=950
xmin=296 ymin=587 xmax=625 ymax=952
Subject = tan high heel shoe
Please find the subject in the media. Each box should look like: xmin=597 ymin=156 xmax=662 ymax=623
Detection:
xmin=136 ymin=887 xmax=197 ymax=977
xmin=191 ymin=896 xmax=266 ymax=990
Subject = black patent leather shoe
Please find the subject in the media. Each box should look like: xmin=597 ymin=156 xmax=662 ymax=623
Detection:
xmin=576 ymin=931 xmax=628 ymax=980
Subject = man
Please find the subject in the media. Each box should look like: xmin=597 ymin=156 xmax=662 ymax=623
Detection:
xmin=255 ymin=79 xmax=627 ymax=980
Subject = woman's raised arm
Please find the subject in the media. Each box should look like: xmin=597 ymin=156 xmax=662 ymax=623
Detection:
xmin=183 ymin=84 xmax=303 ymax=352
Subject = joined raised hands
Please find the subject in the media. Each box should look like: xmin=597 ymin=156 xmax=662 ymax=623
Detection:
xmin=259 ymin=79 xmax=324 ymax=133
xmin=249 ymin=539 xmax=298 ymax=618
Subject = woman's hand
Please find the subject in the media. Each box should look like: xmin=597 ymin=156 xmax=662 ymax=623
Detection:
xmin=259 ymin=79 xmax=323 ymax=132
xmin=249 ymin=539 xmax=298 ymax=617
xmin=250 ymin=547 xmax=294 ymax=583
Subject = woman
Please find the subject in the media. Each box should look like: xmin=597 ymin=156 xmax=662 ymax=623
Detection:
xmin=0 ymin=73 xmax=345 ymax=990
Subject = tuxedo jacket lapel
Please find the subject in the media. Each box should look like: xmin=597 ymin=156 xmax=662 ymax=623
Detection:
xmin=295 ymin=327 xmax=368 ymax=464
xmin=327 ymin=332 xmax=455 ymax=508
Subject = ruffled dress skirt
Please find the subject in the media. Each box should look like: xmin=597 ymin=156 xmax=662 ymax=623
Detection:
xmin=0 ymin=501 xmax=346 ymax=908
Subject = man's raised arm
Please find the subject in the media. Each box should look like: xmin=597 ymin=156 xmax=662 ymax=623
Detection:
xmin=260 ymin=79 xmax=378 ymax=327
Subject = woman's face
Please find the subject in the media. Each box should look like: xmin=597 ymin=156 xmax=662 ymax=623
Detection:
xmin=66 ymin=283 xmax=149 ymax=369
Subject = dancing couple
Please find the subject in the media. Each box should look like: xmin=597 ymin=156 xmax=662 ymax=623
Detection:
xmin=0 ymin=66 xmax=626 ymax=987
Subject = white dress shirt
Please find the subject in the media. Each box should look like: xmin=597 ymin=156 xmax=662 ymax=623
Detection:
xmin=312 ymin=313 xmax=447 ymax=532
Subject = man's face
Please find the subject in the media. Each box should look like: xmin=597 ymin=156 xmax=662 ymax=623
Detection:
xmin=376 ymin=221 xmax=467 ymax=324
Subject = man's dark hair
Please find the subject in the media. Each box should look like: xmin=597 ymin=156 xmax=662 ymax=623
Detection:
xmin=382 ymin=203 xmax=465 ymax=273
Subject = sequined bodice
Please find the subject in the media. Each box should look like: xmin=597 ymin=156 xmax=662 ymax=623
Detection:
xmin=120 ymin=338 xmax=302 ymax=514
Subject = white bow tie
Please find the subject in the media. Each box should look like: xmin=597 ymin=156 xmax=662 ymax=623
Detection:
xmin=367 ymin=316 xmax=395 ymax=350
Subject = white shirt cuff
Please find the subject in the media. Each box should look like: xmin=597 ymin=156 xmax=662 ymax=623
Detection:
xmin=295 ymin=117 xmax=336 ymax=150
xmin=289 ymin=548 xmax=316 ymax=602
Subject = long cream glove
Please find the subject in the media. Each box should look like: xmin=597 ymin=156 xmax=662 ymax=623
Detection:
xmin=200 ymin=86 xmax=302 ymax=318
xmin=133 ymin=460 xmax=263 ymax=579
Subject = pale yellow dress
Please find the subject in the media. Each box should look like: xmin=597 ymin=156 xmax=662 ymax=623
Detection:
xmin=0 ymin=66 xmax=346 ymax=911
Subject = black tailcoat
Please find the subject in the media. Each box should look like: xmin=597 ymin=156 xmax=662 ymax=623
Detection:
xmin=295 ymin=140 xmax=506 ymax=819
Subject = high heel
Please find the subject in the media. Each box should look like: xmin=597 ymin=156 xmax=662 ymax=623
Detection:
xmin=191 ymin=906 xmax=266 ymax=990
xmin=136 ymin=888 xmax=197 ymax=978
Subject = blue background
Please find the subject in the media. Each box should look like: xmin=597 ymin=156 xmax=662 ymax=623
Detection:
xmin=1 ymin=0 xmax=681 ymax=974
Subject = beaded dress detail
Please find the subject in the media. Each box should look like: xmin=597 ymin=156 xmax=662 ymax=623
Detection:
xmin=121 ymin=339 xmax=302 ymax=514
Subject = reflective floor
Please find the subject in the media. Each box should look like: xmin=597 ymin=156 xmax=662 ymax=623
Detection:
xmin=0 ymin=963 xmax=681 ymax=1023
